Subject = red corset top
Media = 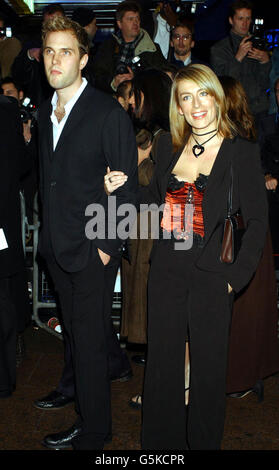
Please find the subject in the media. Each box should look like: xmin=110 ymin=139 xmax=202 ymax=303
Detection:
xmin=161 ymin=173 xmax=208 ymax=240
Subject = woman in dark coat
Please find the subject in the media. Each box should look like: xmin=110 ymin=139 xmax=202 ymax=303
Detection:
xmin=119 ymin=69 xmax=172 ymax=345
xmin=219 ymin=76 xmax=279 ymax=398
xmin=106 ymin=64 xmax=268 ymax=450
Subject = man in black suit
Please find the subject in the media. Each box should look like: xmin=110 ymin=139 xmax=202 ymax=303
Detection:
xmin=0 ymin=95 xmax=27 ymax=397
xmin=37 ymin=16 xmax=138 ymax=450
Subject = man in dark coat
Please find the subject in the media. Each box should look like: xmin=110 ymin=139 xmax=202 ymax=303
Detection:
xmin=37 ymin=16 xmax=138 ymax=450
xmin=210 ymin=0 xmax=271 ymax=125
xmin=92 ymin=0 xmax=168 ymax=94
xmin=11 ymin=3 xmax=65 ymax=107
xmin=0 ymin=95 xmax=27 ymax=397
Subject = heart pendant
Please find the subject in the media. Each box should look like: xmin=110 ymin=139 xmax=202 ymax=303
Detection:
xmin=192 ymin=144 xmax=204 ymax=158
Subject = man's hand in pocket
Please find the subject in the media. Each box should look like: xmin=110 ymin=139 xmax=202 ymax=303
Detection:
xmin=98 ymin=248 xmax=111 ymax=265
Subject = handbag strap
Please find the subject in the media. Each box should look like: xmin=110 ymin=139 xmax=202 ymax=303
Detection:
xmin=227 ymin=163 xmax=233 ymax=217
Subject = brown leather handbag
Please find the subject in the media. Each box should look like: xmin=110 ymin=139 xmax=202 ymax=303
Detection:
xmin=220 ymin=164 xmax=245 ymax=264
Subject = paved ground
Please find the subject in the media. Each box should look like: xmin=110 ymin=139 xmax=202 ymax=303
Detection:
xmin=1 ymin=323 xmax=279 ymax=458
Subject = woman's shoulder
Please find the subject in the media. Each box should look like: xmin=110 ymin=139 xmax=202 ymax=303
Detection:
xmin=230 ymin=135 xmax=260 ymax=158
xmin=229 ymin=135 xmax=261 ymax=174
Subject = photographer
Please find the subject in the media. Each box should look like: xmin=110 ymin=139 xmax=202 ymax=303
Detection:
xmin=210 ymin=0 xmax=270 ymax=127
xmin=0 ymin=13 xmax=21 ymax=80
xmin=1 ymin=76 xmax=36 ymax=144
xmin=1 ymin=77 xmax=36 ymax=364
xmin=0 ymin=94 xmax=28 ymax=395
xmin=92 ymin=1 xmax=168 ymax=94
xmin=1 ymin=76 xmax=38 ymax=230
xmin=11 ymin=4 xmax=65 ymax=106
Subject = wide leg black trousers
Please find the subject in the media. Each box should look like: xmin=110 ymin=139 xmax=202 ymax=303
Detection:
xmin=142 ymin=240 xmax=233 ymax=450
xmin=47 ymin=252 xmax=116 ymax=450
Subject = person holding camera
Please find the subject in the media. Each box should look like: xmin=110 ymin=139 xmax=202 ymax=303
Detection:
xmin=0 ymin=93 xmax=28 ymax=397
xmin=11 ymin=4 xmax=65 ymax=107
xmin=92 ymin=1 xmax=168 ymax=94
xmin=0 ymin=13 xmax=21 ymax=80
xmin=1 ymin=76 xmax=36 ymax=366
xmin=210 ymin=0 xmax=270 ymax=128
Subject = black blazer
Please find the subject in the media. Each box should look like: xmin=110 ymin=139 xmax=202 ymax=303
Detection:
xmin=139 ymin=132 xmax=268 ymax=294
xmin=0 ymin=96 xmax=27 ymax=278
xmin=37 ymin=84 xmax=138 ymax=272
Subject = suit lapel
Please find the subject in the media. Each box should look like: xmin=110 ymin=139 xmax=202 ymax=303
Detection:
xmin=158 ymin=147 xmax=184 ymax=202
xmin=39 ymin=100 xmax=53 ymax=162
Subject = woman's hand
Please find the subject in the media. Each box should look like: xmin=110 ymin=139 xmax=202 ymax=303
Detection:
xmin=265 ymin=174 xmax=278 ymax=191
xmin=228 ymin=283 xmax=233 ymax=294
xmin=104 ymin=166 xmax=128 ymax=195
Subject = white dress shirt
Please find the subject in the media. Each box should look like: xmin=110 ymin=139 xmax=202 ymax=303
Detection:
xmin=153 ymin=14 xmax=170 ymax=59
xmin=50 ymin=77 xmax=88 ymax=150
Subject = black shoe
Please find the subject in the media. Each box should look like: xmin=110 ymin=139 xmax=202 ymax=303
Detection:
xmin=129 ymin=393 xmax=142 ymax=409
xmin=110 ymin=368 xmax=133 ymax=383
xmin=42 ymin=424 xmax=112 ymax=450
xmin=131 ymin=354 xmax=146 ymax=366
xmin=34 ymin=390 xmax=74 ymax=410
xmin=228 ymin=380 xmax=264 ymax=403
xmin=42 ymin=424 xmax=81 ymax=449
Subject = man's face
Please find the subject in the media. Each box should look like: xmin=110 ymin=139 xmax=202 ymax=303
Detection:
xmin=117 ymin=11 xmax=140 ymax=42
xmin=1 ymin=82 xmax=23 ymax=102
xmin=229 ymin=8 xmax=252 ymax=37
xmin=43 ymin=30 xmax=87 ymax=93
xmin=171 ymin=26 xmax=194 ymax=58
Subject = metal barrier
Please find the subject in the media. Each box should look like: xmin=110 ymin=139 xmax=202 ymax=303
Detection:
xmin=23 ymin=192 xmax=122 ymax=339
xmin=29 ymin=193 xmax=62 ymax=339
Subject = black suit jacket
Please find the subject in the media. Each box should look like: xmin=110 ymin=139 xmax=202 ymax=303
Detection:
xmin=139 ymin=133 xmax=268 ymax=293
xmin=0 ymin=96 xmax=27 ymax=278
xmin=37 ymin=84 xmax=138 ymax=272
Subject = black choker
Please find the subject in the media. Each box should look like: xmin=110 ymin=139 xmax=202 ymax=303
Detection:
xmin=192 ymin=131 xmax=218 ymax=157
xmin=192 ymin=128 xmax=217 ymax=137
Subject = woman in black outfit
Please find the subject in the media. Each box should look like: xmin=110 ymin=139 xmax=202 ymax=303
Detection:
xmin=105 ymin=64 xmax=268 ymax=450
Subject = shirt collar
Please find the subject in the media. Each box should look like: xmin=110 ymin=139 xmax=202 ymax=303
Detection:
xmin=174 ymin=51 xmax=192 ymax=66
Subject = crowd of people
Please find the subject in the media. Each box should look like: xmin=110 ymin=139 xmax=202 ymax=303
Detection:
xmin=0 ymin=0 xmax=279 ymax=451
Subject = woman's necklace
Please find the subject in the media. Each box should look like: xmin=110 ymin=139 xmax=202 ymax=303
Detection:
xmin=191 ymin=128 xmax=218 ymax=158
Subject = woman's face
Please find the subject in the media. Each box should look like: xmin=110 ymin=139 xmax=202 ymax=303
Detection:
xmin=129 ymin=90 xmax=144 ymax=116
xmin=177 ymin=79 xmax=218 ymax=133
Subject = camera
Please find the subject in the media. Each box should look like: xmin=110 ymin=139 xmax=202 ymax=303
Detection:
xmin=115 ymin=62 xmax=129 ymax=75
xmin=131 ymin=56 xmax=141 ymax=70
xmin=20 ymin=97 xmax=36 ymax=123
xmin=250 ymin=19 xmax=268 ymax=51
xmin=0 ymin=26 xmax=12 ymax=39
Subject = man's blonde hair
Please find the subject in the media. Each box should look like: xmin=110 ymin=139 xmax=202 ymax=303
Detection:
xmin=169 ymin=64 xmax=235 ymax=152
xmin=42 ymin=15 xmax=90 ymax=58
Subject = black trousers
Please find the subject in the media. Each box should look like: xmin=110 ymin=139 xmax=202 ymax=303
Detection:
xmin=0 ymin=276 xmax=17 ymax=396
xmin=142 ymin=240 xmax=233 ymax=450
xmin=47 ymin=252 xmax=118 ymax=450
xmin=55 ymin=262 xmax=131 ymax=399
